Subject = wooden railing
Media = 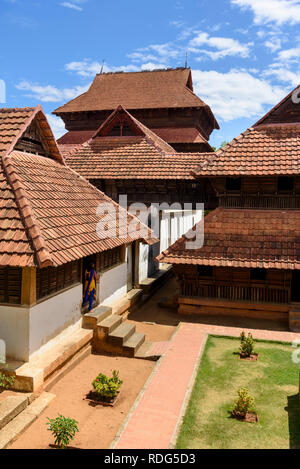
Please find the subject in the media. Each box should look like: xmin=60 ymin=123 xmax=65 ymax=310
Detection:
xmin=181 ymin=280 xmax=290 ymax=304
xmin=219 ymin=194 xmax=300 ymax=209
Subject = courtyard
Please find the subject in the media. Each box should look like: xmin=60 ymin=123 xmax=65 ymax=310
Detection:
xmin=176 ymin=336 xmax=300 ymax=449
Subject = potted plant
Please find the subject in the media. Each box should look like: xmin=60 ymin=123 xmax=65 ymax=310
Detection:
xmin=47 ymin=414 xmax=79 ymax=449
xmin=239 ymin=332 xmax=258 ymax=360
xmin=231 ymin=387 xmax=258 ymax=422
xmin=0 ymin=372 xmax=15 ymax=393
xmin=88 ymin=370 xmax=123 ymax=406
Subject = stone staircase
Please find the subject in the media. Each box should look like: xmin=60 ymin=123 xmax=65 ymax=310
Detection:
xmin=289 ymin=304 xmax=300 ymax=331
xmin=83 ymin=306 xmax=146 ymax=358
xmin=0 ymin=392 xmax=55 ymax=449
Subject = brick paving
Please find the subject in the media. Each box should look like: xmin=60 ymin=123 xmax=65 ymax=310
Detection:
xmin=113 ymin=321 xmax=300 ymax=449
xmin=146 ymin=341 xmax=170 ymax=357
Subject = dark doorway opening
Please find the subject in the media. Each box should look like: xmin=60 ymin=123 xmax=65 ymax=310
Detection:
xmin=82 ymin=254 xmax=97 ymax=311
xmin=291 ymin=271 xmax=300 ymax=302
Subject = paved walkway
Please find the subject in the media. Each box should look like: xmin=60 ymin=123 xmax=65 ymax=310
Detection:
xmin=113 ymin=322 xmax=300 ymax=449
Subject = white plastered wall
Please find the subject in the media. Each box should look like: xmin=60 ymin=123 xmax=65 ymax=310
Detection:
xmin=98 ymin=262 xmax=127 ymax=307
xmin=0 ymin=283 xmax=83 ymax=362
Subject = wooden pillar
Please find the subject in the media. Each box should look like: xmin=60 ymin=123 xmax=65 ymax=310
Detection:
xmin=134 ymin=241 xmax=140 ymax=288
xmin=121 ymin=245 xmax=126 ymax=263
xmin=21 ymin=267 xmax=37 ymax=306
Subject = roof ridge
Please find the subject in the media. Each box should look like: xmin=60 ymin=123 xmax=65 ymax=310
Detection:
xmin=254 ymin=84 xmax=300 ymax=127
xmin=95 ymin=67 xmax=190 ymax=77
xmin=129 ymin=114 xmax=175 ymax=154
xmin=2 ymin=153 xmax=54 ymax=268
xmin=192 ymin=127 xmax=253 ymax=176
xmin=2 ymin=105 xmax=64 ymax=164
xmin=2 ymin=105 xmax=40 ymax=158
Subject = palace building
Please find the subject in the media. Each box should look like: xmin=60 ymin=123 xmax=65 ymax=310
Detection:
xmin=0 ymin=105 xmax=155 ymax=362
xmin=54 ymin=68 xmax=219 ymax=153
xmin=157 ymin=86 xmax=300 ymax=331
xmin=60 ymin=105 xmax=217 ymax=285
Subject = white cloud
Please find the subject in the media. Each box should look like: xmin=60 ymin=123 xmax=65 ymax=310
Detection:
xmin=263 ymin=65 xmax=300 ymax=86
xmin=65 ymin=59 xmax=167 ymax=77
xmin=232 ymin=0 xmax=300 ymax=25
xmin=277 ymin=46 xmax=300 ymax=62
xmin=264 ymin=38 xmax=282 ymax=52
xmin=192 ymin=69 xmax=287 ymax=121
xmin=60 ymin=0 xmax=87 ymax=11
xmin=189 ymin=32 xmax=252 ymax=60
xmin=16 ymin=81 xmax=89 ymax=102
xmin=46 ymin=114 xmax=66 ymax=139
xmin=140 ymin=62 xmax=168 ymax=71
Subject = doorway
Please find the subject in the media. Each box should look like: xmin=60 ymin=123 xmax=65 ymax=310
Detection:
xmin=82 ymin=254 xmax=97 ymax=310
xmin=291 ymin=271 xmax=300 ymax=302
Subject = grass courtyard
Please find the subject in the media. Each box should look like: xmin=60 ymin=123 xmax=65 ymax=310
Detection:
xmin=176 ymin=335 xmax=300 ymax=449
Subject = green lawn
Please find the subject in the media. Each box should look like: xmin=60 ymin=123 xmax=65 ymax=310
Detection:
xmin=176 ymin=335 xmax=300 ymax=449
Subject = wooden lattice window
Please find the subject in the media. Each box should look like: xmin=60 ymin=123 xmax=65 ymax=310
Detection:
xmin=96 ymin=247 xmax=123 ymax=272
xmin=0 ymin=267 xmax=22 ymax=305
xmin=36 ymin=260 xmax=81 ymax=301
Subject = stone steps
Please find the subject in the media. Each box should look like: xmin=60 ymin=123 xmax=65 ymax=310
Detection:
xmin=82 ymin=306 xmax=112 ymax=330
xmin=108 ymin=323 xmax=136 ymax=347
xmin=92 ymin=310 xmax=147 ymax=357
xmin=0 ymin=392 xmax=55 ymax=449
xmin=98 ymin=314 xmax=123 ymax=335
xmin=123 ymin=333 xmax=146 ymax=358
xmin=0 ymin=395 xmax=30 ymax=431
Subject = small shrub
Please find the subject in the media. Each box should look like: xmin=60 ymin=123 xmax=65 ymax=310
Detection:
xmin=232 ymin=387 xmax=254 ymax=417
xmin=92 ymin=370 xmax=122 ymax=401
xmin=47 ymin=414 xmax=79 ymax=449
xmin=239 ymin=332 xmax=255 ymax=357
xmin=0 ymin=372 xmax=15 ymax=391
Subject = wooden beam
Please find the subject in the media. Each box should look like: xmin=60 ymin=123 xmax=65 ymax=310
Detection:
xmin=21 ymin=267 xmax=37 ymax=306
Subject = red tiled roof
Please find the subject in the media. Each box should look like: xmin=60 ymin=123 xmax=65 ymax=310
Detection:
xmin=0 ymin=106 xmax=157 ymax=268
xmin=0 ymin=106 xmax=63 ymax=163
xmin=151 ymin=127 xmax=209 ymax=144
xmin=93 ymin=105 xmax=175 ymax=154
xmin=254 ymin=85 xmax=300 ymax=127
xmin=59 ymin=143 xmax=84 ymax=159
xmin=194 ymin=124 xmax=300 ymax=176
xmin=65 ymin=106 xmax=209 ymax=179
xmin=157 ymin=208 xmax=300 ymax=269
xmin=67 ymin=136 xmax=208 ymax=179
xmin=2 ymin=150 xmax=156 ymax=268
xmin=53 ymin=68 xmax=212 ymax=114
xmin=57 ymin=130 xmax=95 ymax=145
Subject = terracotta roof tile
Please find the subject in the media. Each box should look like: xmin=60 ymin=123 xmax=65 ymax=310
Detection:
xmin=151 ymin=127 xmax=209 ymax=145
xmin=57 ymin=130 xmax=94 ymax=145
xmin=0 ymin=106 xmax=157 ymax=268
xmin=1 ymin=150 xmax=156 ymax=268
xmin=66 ymin=136 xmax=208 ymax=179
xmin=157 ymin=208 xmax=300 ymax=270
xmin=194 ymin=125 xmax=300 ymax=176
xmin=54 ymin=68 xmax=209 ymax=113
xmin=65 ymin=107 xmax=210 ymax=179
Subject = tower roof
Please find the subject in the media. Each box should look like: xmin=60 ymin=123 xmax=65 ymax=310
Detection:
xmin=53 ymin=68 xmax=219 ymax=129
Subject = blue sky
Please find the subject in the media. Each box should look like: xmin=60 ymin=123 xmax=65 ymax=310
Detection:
xmin=1 ymin=0 xmax=300 ymax=147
